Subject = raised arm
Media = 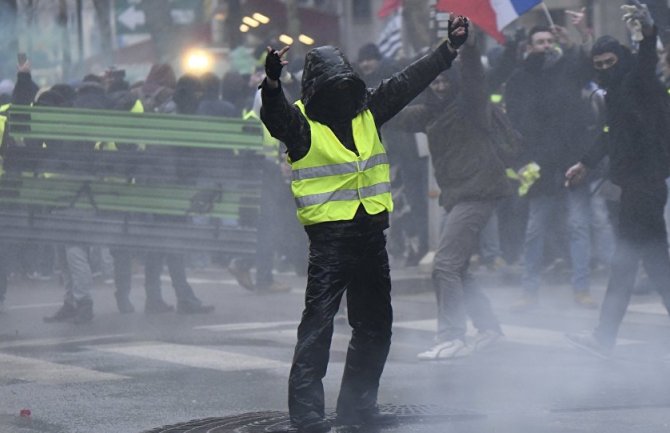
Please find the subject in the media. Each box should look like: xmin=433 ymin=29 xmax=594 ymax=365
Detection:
xmin=259 ymin=46 xmax=310 ymax=161
xmin=368 ymin=15 xmax=469 ymax=126
xmin=12 ymin=62 xmax=39 ymax=105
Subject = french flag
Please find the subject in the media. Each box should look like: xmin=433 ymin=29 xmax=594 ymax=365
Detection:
xmin=437 ymin=0 xmax=542 ymax=43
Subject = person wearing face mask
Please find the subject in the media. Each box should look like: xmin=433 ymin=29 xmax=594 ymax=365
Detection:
xmin=565 ymin=1 xmax=670 ymax=358
xmin=504 ymin=17 xmax=597 ymax=312
xmin=260 ymin=16 xmax=469 ymax=433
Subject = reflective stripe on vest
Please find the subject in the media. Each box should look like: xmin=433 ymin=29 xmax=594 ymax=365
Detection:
xmin=294 ymin=182 xmax=391 ymax=208
xmin=291 ymin=101 xmax=393 ymax=225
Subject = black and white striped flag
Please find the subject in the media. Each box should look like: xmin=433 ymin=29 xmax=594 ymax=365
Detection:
xmin=377 ymin=11 xmax=403 ymax=60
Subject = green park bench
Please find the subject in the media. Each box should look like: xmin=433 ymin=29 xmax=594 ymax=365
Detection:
xmin=0 ymin=105 xmax=265 ymax=255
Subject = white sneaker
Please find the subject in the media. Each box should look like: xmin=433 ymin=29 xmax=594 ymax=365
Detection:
xmin=417 ymin=339 xmax=470 ymax=360
xmin=472 ymin=329 xmax=503 ymax=352
xmin=565 ymin=331 xmax=612 ymax=360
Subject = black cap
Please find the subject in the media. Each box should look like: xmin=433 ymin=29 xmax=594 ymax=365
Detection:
xmin=357 ymin=43 xmax=382 ymax=62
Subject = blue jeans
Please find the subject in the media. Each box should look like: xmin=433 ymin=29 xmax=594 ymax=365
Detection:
xmin=521 ymin=185 xmax=591 ymax=294
xmin=479 ymin=212 xmax=502 ymax=264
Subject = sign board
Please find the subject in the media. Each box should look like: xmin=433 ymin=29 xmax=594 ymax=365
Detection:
xmin=115 ymin=0 xmax=202 ymax=35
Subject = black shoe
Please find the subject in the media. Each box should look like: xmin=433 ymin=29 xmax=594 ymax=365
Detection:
xmin=335 ymin=408 xmax=398 ymax=427
xmin=177 ymin=302 xmax=215 ymax=315
xmin=144 ymin=299 xmax=175 ymax=314
xmin=115 ymin=292 xmax=135 ymax=314
xmin=228 ymin=258 xmax=255 ymax=291
xmin=44 ymin=302 xmax=77 ymax=323
xmin=294 ymin=418 xmax=331 ymax=433
xmin=72 ymin=299 xmax=94 ymax=324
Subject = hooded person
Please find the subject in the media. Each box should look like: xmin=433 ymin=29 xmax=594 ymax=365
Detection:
xmin=260 ymin=15 xmax=469 ymax=433
xmin=590 ymin=36 xmax=635 ymax=90
xmin=389 ymin=36 xmax=516 ymax=361
xmin=135 ymin=63 xmax=177 ymax=112
xmin=196 ymin=72 xmax=237 ymax=118
xmin=565 ymin=4 xmax=670 ymax=357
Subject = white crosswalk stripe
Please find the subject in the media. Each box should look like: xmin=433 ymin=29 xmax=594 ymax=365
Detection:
xmin=0 ymin=352 xmax=128 ymax=384
xmin=93 ymin=342 xmax=291 ymax=372
xmin=0 ymin=334 xmax=132 ymax=349
xmin=194 ymin=321 xmax=300 ymax=332
xmin=393 ymin=319 xmax=641 ymax=347
xmin=628 ymin=302 xmax=668 ymax=316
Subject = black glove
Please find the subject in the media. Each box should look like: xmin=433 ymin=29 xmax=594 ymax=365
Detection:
xmin=265 ymin=49 xmax=284 ymax=81
xmin=447 ymin=15 xmax=469 ymax=49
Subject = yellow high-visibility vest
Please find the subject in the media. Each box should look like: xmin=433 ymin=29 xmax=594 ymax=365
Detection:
xmin=0 ymin=104 xmax=8 ymax=176
xmin=0 ymin=103 xmax=10 ymax=142
xmin=290 ymin=100 xmax=393 ymax=226
xmin=243 ymin=109 xmax=279 ymax=159
xmin=96 ymin=99 xmax=146 ymax=151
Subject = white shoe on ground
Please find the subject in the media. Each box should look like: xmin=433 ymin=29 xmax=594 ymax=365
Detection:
xmin=472 ymin=329 xmax=504 ymax=352
xmin=566 ymin=331 xmax=612 ymax=360
xmin=417 ymin=339 xmax=470 ymax=360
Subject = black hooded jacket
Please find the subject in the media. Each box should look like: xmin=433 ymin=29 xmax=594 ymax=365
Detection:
xmin=504 ymin=45 xmax=593 ymax=196
xmin=260 ymin=45 xmax=457 ymax=236
xmin=581 ymin=28 xmax=670 ymax=186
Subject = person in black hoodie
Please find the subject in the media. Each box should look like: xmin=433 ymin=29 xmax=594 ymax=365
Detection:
xmin=565 ymin=1 xmax=670 ymax=358
xmin=260 ymin=16 xmax=469 ymax=433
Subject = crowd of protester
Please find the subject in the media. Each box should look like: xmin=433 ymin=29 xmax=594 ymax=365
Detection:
xmin=0 ymin=5 xmax=668 ymax=370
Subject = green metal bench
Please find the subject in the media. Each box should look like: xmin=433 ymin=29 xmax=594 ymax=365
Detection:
xmin=0 ymin=105 xmax=265 ymax=254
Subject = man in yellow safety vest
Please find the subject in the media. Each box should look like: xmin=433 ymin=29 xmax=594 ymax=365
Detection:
xmin=260 ymin=15 xmax=469 ymax=433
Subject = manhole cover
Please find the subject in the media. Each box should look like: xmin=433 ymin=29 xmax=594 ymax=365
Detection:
xmin=142 ymin=404 xmax=484 ymax=433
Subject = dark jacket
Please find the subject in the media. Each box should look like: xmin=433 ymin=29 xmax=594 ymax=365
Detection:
xmin=581 ymin=28 xmax=670 ymax=186
xmin=505 ymin=46 xmax=593 ymax=196
xmin=12 ymin=71 xmax=39 ymax=105
xmin=260 ymin=44 xmax=457 ymax=237
xmin=391 ymin=43 xmax=515 ymax=211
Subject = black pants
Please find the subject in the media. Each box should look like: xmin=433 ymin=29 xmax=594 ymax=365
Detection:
xmin=0 ymin=245 xmax=8 ymax=303
xmin=111 ymin=248 xmax=133 ymax=297
xmin=595 ymin=182 xmax=670 ymax=347
xmin=144 ymin=252 xmax=200 ymax=306
xmin=288 ymin=230 xmax=392 ymax=426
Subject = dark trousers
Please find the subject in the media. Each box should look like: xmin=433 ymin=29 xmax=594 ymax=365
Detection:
xmin=595 ymin=182 xmax=670 ymax=347
xmin=288 ymin=230 xmax=392 ymax=425
xmin=0 ymin=246 xmax=8 ymax=303
xmin=111 ymin=249 xmax=132 ymax=297
xmin=144 ymin=252 xmax=200 ymax=306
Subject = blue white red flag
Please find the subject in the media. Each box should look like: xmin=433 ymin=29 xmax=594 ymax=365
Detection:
xmin=437 ymin=0 xmax=542 ymax=43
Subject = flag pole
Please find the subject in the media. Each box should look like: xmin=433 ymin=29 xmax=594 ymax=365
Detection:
xmin=541 ymin=2 xmax=555 ymax=28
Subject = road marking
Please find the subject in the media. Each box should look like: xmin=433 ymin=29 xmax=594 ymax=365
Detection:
xmin=158 ymin=275 xmax=238 ymax=285
xmin=0 ymin=352 xmax=127 ymax=384
xmin=194 ymin=321 xmax=300 ymax=332
xmin=628 ymin=303 xmax=668 ymax=316
xmin=0 ymin=334 xmax=133 ymax=349
xmin=94 ymin=342 xmax=291 ymax=371
xmin=393 ymin=320 xmax=640 ymax=347
xmin=7 ymin=302 xmax=63 ymax=310
xmin=194 ymin=320 xmax=352 ymax=347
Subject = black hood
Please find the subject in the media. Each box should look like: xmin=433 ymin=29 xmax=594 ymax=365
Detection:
xmin=300 ymin=45 xmax=367 ymax=123
xmin=74 ymin=82 xmax=111 ymax=110
xmin=591 ymin=36 xmax=634 ymax=89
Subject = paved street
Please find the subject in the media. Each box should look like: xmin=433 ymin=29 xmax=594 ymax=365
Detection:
xmin=0 ymin=263 xmax=669 ymax=433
